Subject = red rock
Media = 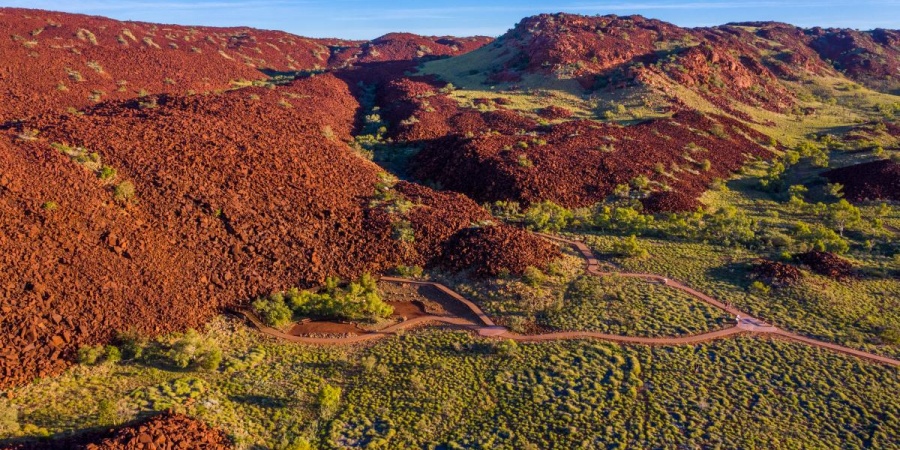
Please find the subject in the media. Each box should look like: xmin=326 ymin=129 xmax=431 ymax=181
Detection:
xmin=50 ymin=335 xmax=65 ymax=348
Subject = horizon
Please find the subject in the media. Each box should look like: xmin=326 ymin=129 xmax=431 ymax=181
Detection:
xmin=1 ymin=1 xmax=898 ymax=40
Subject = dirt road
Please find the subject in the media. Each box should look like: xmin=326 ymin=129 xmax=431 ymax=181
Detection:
xmin=232 ymin=234 xmax=900 ymax=368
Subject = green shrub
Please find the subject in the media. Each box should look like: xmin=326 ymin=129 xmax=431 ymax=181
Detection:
xmin=200 ymin=347 xmax=223 ymax=371
xmin=114 ymin=180 xmax=135 ymax=203
xmin=517 ymin=154 xmax=534 ymax=168
xmin=96 ymin=399 xmax=119 ymax=426
xmin=144 ymin=329 xmax=222 ymax=370
xmin=394 ymin=265 xmax=424 ymax=278
xmin=611 ymin=235 xmax=649 ymax=258
xmin=98 ymin=166 xmax=117 ymax=181
xmin=593 ymin=206 xmax=655 ymax=234
xmin=793 ymin=223 xmax=849 ymax=253
xmin=709 ymin=124 xmax=728 ymax=139
xmin=224 ymin=346 xmax=266 ymax=373
xmin=283 ymin=274 xmax=393 ymax=322
xmin=283 ymin=438 xmax=313 ymax=450
xmin=131 ymin=377 xmax=208 ymax=410
xmin=748 ymin=281 xmax=771 ymax=296
xmin=523 ymin=201 xmax=573 ymax=232
xmin=318 ymin=383 xmax=341 ymax=417
xmin=116 ymin=331 xmax=147 ymax=360
xmin=522 ymin=266 xmax=545 ymax=287
xmin=880 ymin=325 xmax=900 ymax=345
xmin=252 ymin=294 xmax=293 ymax=329
xmin=392 ymin=220 xmax=416 ymax=243
xmin=495 ymin=339 xmax=519 ymax=357
xmin=0 ymin=399 xmax=19 ymax=436
xmin=77 ymin=344 xmax=105 ymax=365
xmin=104 ymin=345 xmax=122 ymax=363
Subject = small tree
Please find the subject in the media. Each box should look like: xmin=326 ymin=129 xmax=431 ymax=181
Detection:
xmin=523 ymin=201 xmax=573 ymax=232
xmin=611 ymin=235 xmax=649 ymax=258
xmin=147 ymin=329 xmax=222 ymax=371
xmin=827 ymin=199 xmax=861 ymax=237
xmin=252 ymin=294 xmax=293 ymax=329
xmin=613 ymin=183 xmax=631 ymax=199
xmin=630 ymin=175 xmax=651 ymax=196
xmin=318 ymin=383 xmax=342 ymax=417
xmin=748 ymin=281 xmax=771 ymax=297
xmin=826 ymin=183 xmax=844 ymax=199
xmin=104 ymin=345 xmax=122 ymax=363
xmin=787 ymin=185 xmax=808 ymax=209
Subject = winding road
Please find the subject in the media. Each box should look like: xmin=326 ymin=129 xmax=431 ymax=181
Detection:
xmin=231 ymin=233 xmax=900 ymax=368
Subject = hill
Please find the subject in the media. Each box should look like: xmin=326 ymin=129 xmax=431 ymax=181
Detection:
xmin=0 ymin=9 xmax=515 ymax=389
xmin=1 ymin=8 xmax=899 ymax=450
xmin=0 ymin=7 xmax=491 ymax=119
xmin=407 ymin=14 xmax=900 ymax=210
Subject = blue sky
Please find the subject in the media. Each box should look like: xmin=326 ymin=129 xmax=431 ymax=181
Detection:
xmin=3 ymin=1 xmax=899 ymax=39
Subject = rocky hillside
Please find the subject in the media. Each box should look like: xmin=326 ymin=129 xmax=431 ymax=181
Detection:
xmin=0 ymin=7 xmax=491 ymax=119
xmin=1 ymin=412 xmax=232 ymax=449
xmin=397 ymin=14 xmax=898 ymax=211
xmin=0 ymin=9 xmax=513 ymax=390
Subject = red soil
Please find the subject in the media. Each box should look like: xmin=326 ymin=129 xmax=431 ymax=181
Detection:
xmin=0 ymin=74 xmax=397 ymax=388
xmin=807 ymin=27 xmax=900 ymax=92
xmin=437 ymin=226 xmax=561 ymax=277
xmin=388 ymin=300 xmax=428 ymax=319
xmin=377 ymin=76 xmax=537 ymax=142
xmin=751 ymin=259 xmax=804 ymax=285
xmin=537 ymin=105 xmax=574 ymax=120
xmin=0 ymin=72 xmax=533 ymax=389
xmin=86 ymin=412 xmax=231 ymax=450
xmin=410 ymin=110 xmax=771 ymax=211
xmin=742 ymin=22 xmax=834 ymax=81
xmin=394 ymin=180 xmax=492 ymax=267
xmin=367 ymin=59 xmax=773 ymax=213
xmin=795 ymin=251 xmax=855 ymax=280
xmin=290 ymin=320 xmax=364 ymax=336
xmin=1 ymin=7 xmax=896 ymax=392
xmin=391 ymin=180 xmax=559 ymax=274
xmin=0 ymin=412 xmax=231 ymax=450
xmin=822 ymin=160 xmax=900 ymax=203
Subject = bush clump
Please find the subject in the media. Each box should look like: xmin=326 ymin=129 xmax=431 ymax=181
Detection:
xmin=611 ymin=235 xmax=649 ymax=258
xmin=524 ymin=201 xmax=573 ymax=232
xmin=0 ymin=399 xmax=20 ymax=436
xmin=254 ymin=274 xmax=393 ymax=326
xmin=76 ymin=344 xmax=106 ymax=365
xmin=252 ymin=294 xmax=294 ymax=329
xmin=142 ymin=329 xmax=222 ymax=370
xmin=113 ymin=180 xmax=136 ymax=203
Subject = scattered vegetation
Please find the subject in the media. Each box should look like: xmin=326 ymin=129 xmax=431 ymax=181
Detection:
xmin=7 ymin=321 xmax=899 ymax=448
